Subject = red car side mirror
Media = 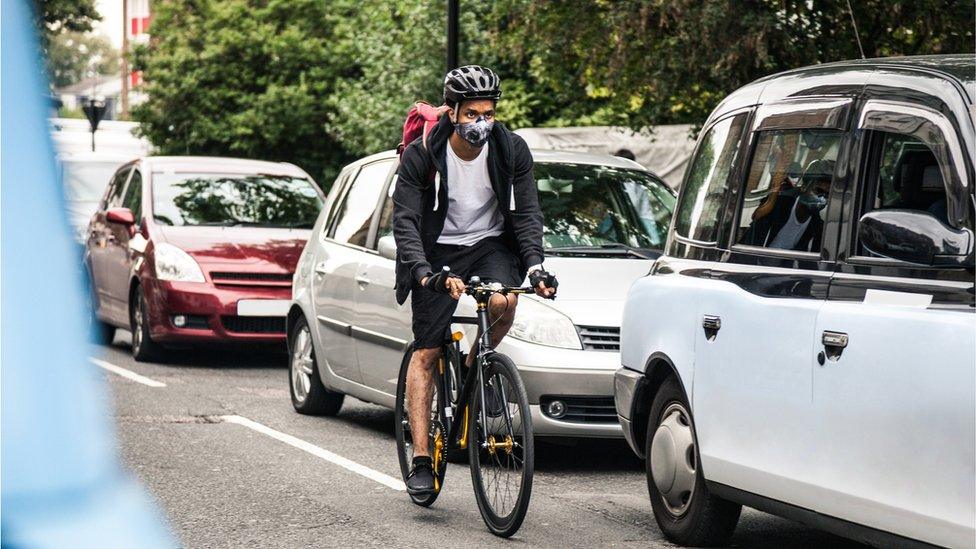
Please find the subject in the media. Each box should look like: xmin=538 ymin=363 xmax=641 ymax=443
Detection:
xmin=106 ymin=207 xmax=135 ymax=226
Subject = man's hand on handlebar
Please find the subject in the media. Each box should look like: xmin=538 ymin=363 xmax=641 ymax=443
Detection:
xmin=529 ymin=268 xmax=558 ymax=300
xmin=421 ymin=268 xmax=466 ymax=300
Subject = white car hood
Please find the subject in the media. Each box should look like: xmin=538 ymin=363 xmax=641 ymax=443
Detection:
xmin=524 ymin=256 xmax=653 ymax=327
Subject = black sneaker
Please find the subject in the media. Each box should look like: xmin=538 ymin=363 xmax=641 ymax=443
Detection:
xmin=406 ymin=456 xmax=435 ymax=496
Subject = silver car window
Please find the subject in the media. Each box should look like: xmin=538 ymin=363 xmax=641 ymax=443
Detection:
xmin=332 ymin=160 xmax=394 ymax=247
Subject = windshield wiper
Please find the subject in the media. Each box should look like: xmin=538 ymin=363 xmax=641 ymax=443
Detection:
xmin=547 ymin=243 xmax=658 ymax=259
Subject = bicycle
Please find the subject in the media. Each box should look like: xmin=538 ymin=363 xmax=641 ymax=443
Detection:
xmin=394 ymin=273 xmax=535 ymax=538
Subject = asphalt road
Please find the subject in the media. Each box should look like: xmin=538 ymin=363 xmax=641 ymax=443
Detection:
xmin=94 ymin=333 xmax=869 ymax=549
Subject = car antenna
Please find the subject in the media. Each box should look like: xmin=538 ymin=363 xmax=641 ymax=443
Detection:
xmin=844 ymin=0 xmax=866 ymax=59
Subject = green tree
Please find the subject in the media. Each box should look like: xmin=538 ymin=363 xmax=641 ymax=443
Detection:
xmin=47 ymin=31 xmax=119 ymax=88
xmin=132 ymin=0 xmax=356 ymax=185
xmin=324 ymin=0 xmax=446 ymax=156
xmin=488 ymin=0 xmax=976 ymax=128
xmin=36 ymin=0 xmax=100 ymax=33
xmin=323 ymin=0 xmax=558 ymax=150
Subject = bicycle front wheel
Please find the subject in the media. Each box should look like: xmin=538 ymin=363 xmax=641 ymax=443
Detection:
xmin=395 ymin=344 xmax=448 ymax=507
xmin=468 ymin=352 xmax=534 ymax=537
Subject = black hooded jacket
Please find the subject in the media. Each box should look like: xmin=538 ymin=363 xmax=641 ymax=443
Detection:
xmin=392 ymin=115 xmax=544 ymax=305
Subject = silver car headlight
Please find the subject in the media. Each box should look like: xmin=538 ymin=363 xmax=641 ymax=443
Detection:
xmin=508 ymin=297 xmax=582 ymax=350
xmin=154 ymin=242 xmax=205 ymax=282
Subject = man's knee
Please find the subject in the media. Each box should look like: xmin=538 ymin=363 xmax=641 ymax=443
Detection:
xmin=488 ymin=294 xmax=517 ymax=322
xmin=410 ymin=346 xmax=442 ymax=370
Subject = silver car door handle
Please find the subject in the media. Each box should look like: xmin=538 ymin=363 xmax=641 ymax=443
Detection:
xmin=314 ymin=262 xmax=328 ymax=275
xmin=355 ymin=275 xmax=371 ymax=285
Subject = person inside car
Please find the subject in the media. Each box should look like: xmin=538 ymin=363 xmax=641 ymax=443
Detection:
xmin=393 ymin=65 xmax=557 ymax=496
xmin=745 ymin=159 xmax=833 ymax=252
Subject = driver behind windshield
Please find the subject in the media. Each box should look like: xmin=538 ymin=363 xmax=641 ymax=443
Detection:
xmin=572 ymin=194 xmax=618 ymax=243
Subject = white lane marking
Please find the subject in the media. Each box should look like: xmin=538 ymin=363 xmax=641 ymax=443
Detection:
xmin=90 ymin=357 xmax=167 ymax=387
xmin=220 ymin=415 xmax=406 ymax=491
xmin=864 ymin=289 xmax=933 ymax=308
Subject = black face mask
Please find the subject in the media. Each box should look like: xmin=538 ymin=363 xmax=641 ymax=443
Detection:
xmin=455 ymin=116 xmax=493 ymax=147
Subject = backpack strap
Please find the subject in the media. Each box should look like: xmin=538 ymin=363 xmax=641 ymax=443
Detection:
xmin=420 ymin=128 xmax=439 ymax=210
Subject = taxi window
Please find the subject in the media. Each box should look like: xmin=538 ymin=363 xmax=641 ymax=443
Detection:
xmin=673 ymin=114 xmax=747 ymax=243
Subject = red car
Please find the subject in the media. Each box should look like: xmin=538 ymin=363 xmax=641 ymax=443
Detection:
xmin=85 ymin=156 xmax=324 ymax=361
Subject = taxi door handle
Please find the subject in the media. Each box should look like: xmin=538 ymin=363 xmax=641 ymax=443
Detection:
xmin=355 ymin=275 xmax=371 ymax=285
xmin=822 ymin=331 xmax=848 ymax=349
xmin=702 ymin=314 xmax=721 ymax=341
xmin=819 ymin=331 xmax=849 ymax=364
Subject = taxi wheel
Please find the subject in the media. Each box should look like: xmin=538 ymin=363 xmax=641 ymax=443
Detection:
xmin=645 ymin=376 xmax=741 ymax=546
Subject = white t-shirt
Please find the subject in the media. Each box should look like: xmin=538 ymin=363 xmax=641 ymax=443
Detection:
xmin=769 ymin=200 xmax=810 ymax=250
xmin=437 ymin=142 xmax=504 ymax=246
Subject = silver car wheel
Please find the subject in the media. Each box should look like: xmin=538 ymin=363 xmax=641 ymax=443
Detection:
xmin=291 ymin=325 xmax=314 ymax=403
xmin=650 ymin=402 xmax=697 ymax=517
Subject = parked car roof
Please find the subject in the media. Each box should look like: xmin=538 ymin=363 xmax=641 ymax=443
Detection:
xmin=139 ymin=156 xmax=312 ymax=178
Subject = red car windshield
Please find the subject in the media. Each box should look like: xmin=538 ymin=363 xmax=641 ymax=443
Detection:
xmin=152 ymin=172 xmax=323 ymax=228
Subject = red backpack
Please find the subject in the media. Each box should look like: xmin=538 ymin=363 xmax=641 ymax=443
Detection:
xmin=397 ymin=101 xmax=447 ymax=156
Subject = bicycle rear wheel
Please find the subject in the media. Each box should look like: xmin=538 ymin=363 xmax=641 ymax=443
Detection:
xmin=468 ymin=352 xmax=534 ymax=537
xmin=395 ymin=344 xmax=448 ymax=507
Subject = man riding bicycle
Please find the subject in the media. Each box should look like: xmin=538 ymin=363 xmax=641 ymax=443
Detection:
xmin=392 ymin=65 xmax=557 ymax=496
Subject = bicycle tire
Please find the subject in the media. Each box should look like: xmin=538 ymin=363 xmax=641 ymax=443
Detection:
xmin=468 ymin=352 xmax=534 ymax=537
xmin=395 ymin=344 xmax=448 ymax=507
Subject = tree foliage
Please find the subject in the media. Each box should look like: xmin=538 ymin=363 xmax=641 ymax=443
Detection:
xmin=132 ymin=0 xmax=353 ymax=184
xmin=488 ymin=0 xmax=976 ymax=127
xmin=36 ymin=0 xmax=100 ymax=35
xmin=133 ymin=0 xmax=975 ymax=184
xmin=324 ymin=1 xmax=447 ymax=156
xmin=47 ymin=31 xmax=119 ymax=87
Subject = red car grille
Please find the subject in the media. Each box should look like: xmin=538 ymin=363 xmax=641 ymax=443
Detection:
xmin=221 ymin=316 xmax=286 ymax=334
xmin=210 ymin=272 xmax=292 ymax=287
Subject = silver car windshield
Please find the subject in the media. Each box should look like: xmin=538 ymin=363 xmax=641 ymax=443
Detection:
xmin=152 ymin=172 xmax=323 ymax=228
xmin=536 ymin=163 xmax=675 ymax=251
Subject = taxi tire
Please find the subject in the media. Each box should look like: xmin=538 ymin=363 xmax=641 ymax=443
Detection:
xmin=646 ymin=376 xmax=741 ymax=546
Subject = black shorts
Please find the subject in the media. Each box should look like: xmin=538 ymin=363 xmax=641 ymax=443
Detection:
xmin=411 ymin=236 xmax=522 ymax=349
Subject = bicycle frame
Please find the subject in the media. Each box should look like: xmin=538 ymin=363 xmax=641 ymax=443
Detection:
xmin=442 ymin=285 xmax=530 ymax=452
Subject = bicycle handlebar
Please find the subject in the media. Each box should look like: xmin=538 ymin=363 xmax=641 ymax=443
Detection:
xmin=439 ymin=267 xmax=539 ymax=298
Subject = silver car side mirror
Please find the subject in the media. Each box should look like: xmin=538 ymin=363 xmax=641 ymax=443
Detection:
xmin=377 ymin=234 xmax=396 ymax=260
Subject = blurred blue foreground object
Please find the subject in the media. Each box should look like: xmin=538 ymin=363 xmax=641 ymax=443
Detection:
xmin=1 ymin=1 xmax=175 ymax=547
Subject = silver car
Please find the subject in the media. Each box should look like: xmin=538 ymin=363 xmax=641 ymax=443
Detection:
xmin=287 ymin=149 xmax=675 ymax=437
